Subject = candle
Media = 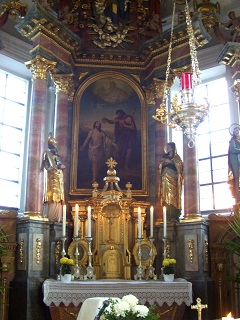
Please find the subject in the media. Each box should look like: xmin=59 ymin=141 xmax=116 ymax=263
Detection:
xmin=180 ymin=72 xmax=192 ymax=90
xmin=75 ymin=204 xmax=79 ymax=237
xmin=150 ymin=206 xmax=154 ymax=237
xmin=87 ymin=206 xmax=91 ymax=237
xmin=62 ymin=205 xmax=66 ymax=237
xmin=222 ymin=312 xmax=235 ymax=320
xmin=163 ymin=206 xmax=167 ymax=238
xmin=138 ymin=207 xmax=142 ymax=238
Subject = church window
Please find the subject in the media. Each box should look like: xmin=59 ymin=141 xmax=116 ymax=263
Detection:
xmin=0 ymin=69 xmax=29 ymax=209
xmin=196 ymin=77 xmax=233 ymax=212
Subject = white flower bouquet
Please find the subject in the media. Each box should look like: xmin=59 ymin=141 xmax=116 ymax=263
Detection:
xmin=100 ymin=294 xmax=159 ymax=320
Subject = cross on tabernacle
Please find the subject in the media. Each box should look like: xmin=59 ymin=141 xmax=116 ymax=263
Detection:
xmin=191 ymin=297 xmax=208 ymax=320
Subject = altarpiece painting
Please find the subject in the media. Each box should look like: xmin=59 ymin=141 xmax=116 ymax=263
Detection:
xmin=70 ymin=73 xmax=148 ymax=196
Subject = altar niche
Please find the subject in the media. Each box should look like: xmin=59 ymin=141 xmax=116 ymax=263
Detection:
xmin=68 ymin=159 xmax=153 ymax=280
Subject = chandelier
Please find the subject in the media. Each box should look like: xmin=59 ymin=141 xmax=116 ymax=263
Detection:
xmin=153 ymin=0 xmax=210 ymax=148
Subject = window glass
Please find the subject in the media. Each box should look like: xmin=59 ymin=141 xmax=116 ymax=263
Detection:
xmin=196 ymin=77 xmax=231 ymax=212
xmin=214 ymin=183 xmax=234 ymax=209
xmin=0 ymin=69 xmax=28 ymax=209
xmin=200 ymin=185 xmax=213 ymax=211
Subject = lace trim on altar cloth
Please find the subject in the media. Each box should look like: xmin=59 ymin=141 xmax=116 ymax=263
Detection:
xmin=43 ymin=279 xmax=192 ymax=308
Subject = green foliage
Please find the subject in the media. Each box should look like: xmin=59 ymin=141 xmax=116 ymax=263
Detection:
xmin=225 ymin=209 xmax=240 ymax=284
xmin=60 ymin=256 xmax=74 ymax=276
xmin=162 ymin=258 xmax=176 ymax=275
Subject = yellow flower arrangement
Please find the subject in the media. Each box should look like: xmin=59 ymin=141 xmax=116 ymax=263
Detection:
xmin=60 ymin=256 xmax=74 ymax=275
xmin=162 ymin=258 xmax=176 ymax=275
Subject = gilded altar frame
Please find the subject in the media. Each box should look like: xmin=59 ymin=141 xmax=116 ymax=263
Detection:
xmin=70 ymin=71 xmax=148 ymax=196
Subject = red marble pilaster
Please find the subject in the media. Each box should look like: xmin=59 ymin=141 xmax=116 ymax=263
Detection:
xmin=25 ymin=78 xmax=47 ymax=214
xmin=25 ymin=55 xmax=57 ymax=215
xmin=51 ymin=74 xmax=73 ymax=204
xmin=182 ymin=135 xmax=202 ymax=220
xmin=55 ymin=91 xmax=69 ymax=167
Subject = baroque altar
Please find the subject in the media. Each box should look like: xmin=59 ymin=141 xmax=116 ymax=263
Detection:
xmin=67 ymin=158 xmax=157 ymax=280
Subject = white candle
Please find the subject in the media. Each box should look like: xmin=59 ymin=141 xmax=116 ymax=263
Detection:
xmin=222 ymin=312 xmax=235 ymax=320
xmin=163 ymin=206 xmax=167 ymax=238
xmin=150 ymin=206 xmax=154 ymax=237
xmin=87 ymin=206 xmax=91 ymax=237
xmin=62 ymin=205 xmax=66 ymax=237
xmin=138 ymin=207 xmax=142 ymax=238
xmin=75 ymin=204 xmax=79 ymax=236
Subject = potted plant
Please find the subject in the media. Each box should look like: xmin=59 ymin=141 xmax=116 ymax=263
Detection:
xmin=100 ymin=294 xmax=159 ymax=320
xmin=224 ymin=207 xmax=240 ymax=284
xmin=162 ymin=258 xmax=176 ymax=282
xmin=59 ymin=255 xmax=74 ymax=282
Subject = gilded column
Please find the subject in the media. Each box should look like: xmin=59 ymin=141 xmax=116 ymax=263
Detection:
xmin=25 ymin=55 xmax=57 ymax=215
xmin=182 ymin=134 xmax=202 ymax=221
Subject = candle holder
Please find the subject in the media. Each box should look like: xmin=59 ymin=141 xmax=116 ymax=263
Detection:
xmin=73 ymin=236 xmax=81 ymax=280
xmin=134 ymin=237 xmax=145 ymax=281
xmin=145 ymin=237 xmax=157 ymax=280
xmin=84 ymin=236 xmax=96 ymax=280
xmin=57 ymin=236 xmax=68 ymax=280
xmin=163 ymin=237 xmax=167 ymax=260
xmin=60 ymin=236 xmax=67 ymax=257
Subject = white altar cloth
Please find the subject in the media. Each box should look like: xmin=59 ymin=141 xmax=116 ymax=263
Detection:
xmin=43 ymin=278 xmax=192 ymax=308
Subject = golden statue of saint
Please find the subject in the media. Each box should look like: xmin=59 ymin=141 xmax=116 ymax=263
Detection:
xmin=42 ymin=133 xmax=66 ymax=221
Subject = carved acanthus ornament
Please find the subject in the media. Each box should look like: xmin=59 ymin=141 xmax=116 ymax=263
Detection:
xmin=193 ymin=0 xmax=220 ymax=31
xmin=89 ymin=0 xmax=133 ymax=49
xmin=0 ymin=0 xmax=27 ymax=21
xmin=51 ymin=74 xmax=74 ymax=95
xmin=54 ymin=241 xmax=61 ymax=265
xmin=19 ymin=238 xmax=24 ymax=264
xmin=143 ymin=85 xmax=155 ymax=106
xmin=25 ymin=55 xmax=57 ymax=80
xmin=231 ymin=79 xmax=240 ymax=102
xmin=188 ymin=239 xmax=194 ymax=264
xmin=36 ymin=238 xmax=42 ymax=265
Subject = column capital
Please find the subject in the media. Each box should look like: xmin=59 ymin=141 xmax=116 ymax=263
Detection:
xmin=51 ymin=74 xmax=74 ymax=95
xmin=152 ymin=77 xmax=175 ymax=99
xmin=230 ymin=79 xmax=240 ymax=102
xmin=25 ymin=55 xmax=57 ymax=80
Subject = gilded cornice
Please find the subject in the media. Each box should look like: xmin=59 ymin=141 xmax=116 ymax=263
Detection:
xmin=15 ymin=3 xmax=211 ymax=85
xmin=16 ymin=2 xmax=83 ymax=58
xmin=30 ymin=42 xmax=73 ymax=74
xmin=216 ymin=42 xmax=240 ymax=68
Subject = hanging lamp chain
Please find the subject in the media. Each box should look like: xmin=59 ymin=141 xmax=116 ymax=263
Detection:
xmin=163 ymin=1 xmax=176 ymax=103
xmin=185 ymin=0 xmax=201 ymax=86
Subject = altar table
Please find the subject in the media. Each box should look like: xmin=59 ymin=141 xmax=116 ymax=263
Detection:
xmin=43 ymin=278 xmax=192 ymax=320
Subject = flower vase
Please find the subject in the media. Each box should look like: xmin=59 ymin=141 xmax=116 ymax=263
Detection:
xmin=163 ymin=274 xmax=174 ymax=282
xmin=60 ymin=273 xmax=72 ymax=283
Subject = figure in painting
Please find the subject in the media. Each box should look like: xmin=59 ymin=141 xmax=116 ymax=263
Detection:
xmin=158 ymin=142 xmax=183 ymax=222
xmin=80 ymin=121 xmax=117 ymax=183
xmin=42 ymin=133 xmax=66 ymax=221
xmin=228 ymin=124 xmax=240 ymax=203
xmin=102 ymin=109 xmax=137 ymax=170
